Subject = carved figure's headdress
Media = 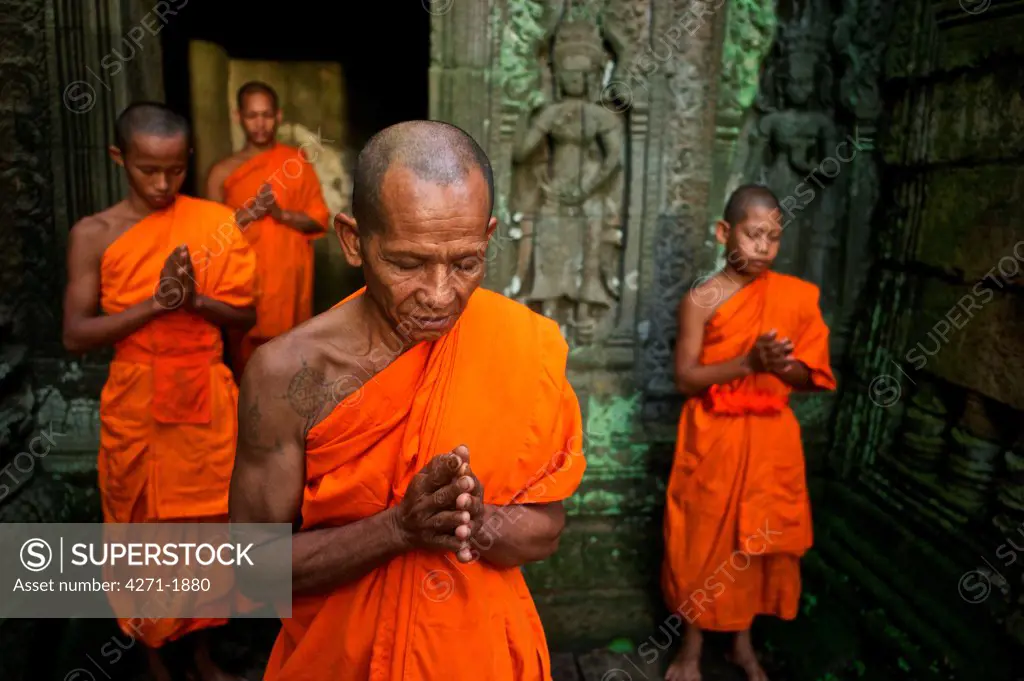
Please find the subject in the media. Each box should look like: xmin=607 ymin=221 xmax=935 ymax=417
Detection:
xmin=552 ymin=15 xmax=606 ymax=72
xmin=781 ymin=0 xmax=830 ymax=55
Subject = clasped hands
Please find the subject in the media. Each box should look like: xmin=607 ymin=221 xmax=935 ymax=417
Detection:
xmin=154 ymin=244 xmax=198 ymax=311
xmin=394 ymin=444 xmax=486 ymax=564
xmin=235 ymin=182 xmax=282 ymax=225
xmin=747 ymin=329 xmax=796 ymax=374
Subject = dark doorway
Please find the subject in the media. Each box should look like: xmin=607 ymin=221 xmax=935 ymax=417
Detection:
xmin=160 ymin=0 xmax=429 ymax=310
xmin=161 ymin=0 xmax=430 ymax=194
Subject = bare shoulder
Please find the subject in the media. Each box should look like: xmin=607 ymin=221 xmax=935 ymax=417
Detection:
xmin=67 ymin=207 xmax=126 ymax=259
xmin=680 ymin=277 xmax=719 ymax=325
xmin=209 ymin=152 xmax=247 ymax=180
xmin=245 ymin=322 xmax=329 ymax=406
xmin=241 ymin=308 xmax=346 ymax=434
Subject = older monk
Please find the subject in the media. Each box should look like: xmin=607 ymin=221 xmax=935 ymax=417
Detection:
xmin=228 ymin=120 xmax=586 ymax=681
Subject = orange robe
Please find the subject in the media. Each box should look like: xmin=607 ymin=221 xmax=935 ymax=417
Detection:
xmin=98 ymin=195 xmax=257 ymax=647
xmin=661 ymin=271 xmax=836 ymax=631
xmin=263 ymin=289 xmax=586 ymax=681
xmin=221 ymin=143 xmax=330 ymax=377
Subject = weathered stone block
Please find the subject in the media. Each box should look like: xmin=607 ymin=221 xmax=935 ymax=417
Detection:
xmin=929 ymin=7 xmax=1024 ymax=74
xmin=926 ymin=70 xmax=1024 ymax=164
xmin=913 ymin=167 xmax=1024 ymax=279
xmin=902 ymin=277 xmax=1024 ymax=410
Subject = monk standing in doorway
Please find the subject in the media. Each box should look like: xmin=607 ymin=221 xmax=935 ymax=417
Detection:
xmin=62 ymin=102 xmax=257 ymax=681
xmin=205 ymin=81 xmax=330 ymax=379
xmin=662 ymin=185 xmax=836 ymax=681
xmin=229 ymin=120 xmax=586 ymax=680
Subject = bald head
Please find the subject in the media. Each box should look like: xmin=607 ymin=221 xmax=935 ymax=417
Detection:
xmin=723 ymin=184 xmax=781 ymax=226
xmin=237 ymin=81 xmax=279 ymax=111
xmin=351 ymin=120 xmax=494 ymax=235
xmin=114 ymin=101 xmax=190 ymax=153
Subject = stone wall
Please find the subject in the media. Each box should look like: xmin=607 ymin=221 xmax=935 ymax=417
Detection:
xmin=824 ymin=0 xmax=1024 ymax=677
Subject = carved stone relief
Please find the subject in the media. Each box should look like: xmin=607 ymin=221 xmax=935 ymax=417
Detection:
xmin=506 ymin=7 xmax=627 ymax=347
xmin=745 ymin=0 xmax=838 ymax=291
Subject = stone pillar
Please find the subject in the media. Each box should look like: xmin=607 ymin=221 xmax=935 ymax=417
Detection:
xmin=638 ymin=0 xmax=728 ymax=424
xmin=25 ymin=0 xmax=167 ymax=481
xmin=429 ymin=0 xmax=728 ymax=644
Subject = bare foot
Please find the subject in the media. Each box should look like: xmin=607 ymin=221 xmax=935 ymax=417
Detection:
xmin=665 ymin=624 xmax=702 ymax=681
xmin=728 ymin=630 xmax=769 ymax=681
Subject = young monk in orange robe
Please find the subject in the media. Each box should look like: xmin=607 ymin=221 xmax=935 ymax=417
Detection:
xmin=229 ymin=121 xmax=586 ymax=681
xmin=205 ymin=81 xmax=330 ymax=379
xmin=62 ymin=102 xmax=257 ymax=681
xmin=661 ymin=185 xmax=836 ymax=681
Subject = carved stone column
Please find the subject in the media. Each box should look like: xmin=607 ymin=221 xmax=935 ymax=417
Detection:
xmin=638 ymin=0 xmax=727 ymax=424
xmin=30 ymin=0 xmax=166 ymax=480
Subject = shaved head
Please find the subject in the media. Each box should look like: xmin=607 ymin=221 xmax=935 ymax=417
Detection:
xmin=723 ymin=184 xmax=781 ymax=226
xmin=236 ymin=81 xmax=279 ymax=111
xmin=351 ymin=120 xmax=494 ymax=235
xmin=114 ymin=101 xmax=190 ymax=153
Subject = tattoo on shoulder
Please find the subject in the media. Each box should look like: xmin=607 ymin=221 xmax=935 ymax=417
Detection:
xmin=283 ymin=358 xmax=344 ymax=436
xmin=285 ymin=360 xmax=328 ymax=417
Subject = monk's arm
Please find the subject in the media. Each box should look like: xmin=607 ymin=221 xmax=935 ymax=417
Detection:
xmin=204 ymin=163 xmax=227 ymax=203
xmin=61 ymin=219 xmax=164 ymax=354
xmin=473 ymin=502 xmax=565 ymax=568
xmin=273 ymin=208 xmax=326 ymax=235
xmin=673 ymin=294 xmax=751 ymax=396
xmin=189 ymin=296 xmax=255 ymax=330
xmin=229 ymin=348 xmax=409 ymax=597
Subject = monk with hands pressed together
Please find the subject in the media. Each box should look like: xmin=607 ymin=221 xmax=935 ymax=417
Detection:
xmin=205 ymin=81 xmax=330 ymax=379
xmin=662 ymin=185 xmax=836 ymax=681
xmin=62 ymin=102 xmax=257 ymax=681
xmin=230 ymin=120 xmax=586 ymax=681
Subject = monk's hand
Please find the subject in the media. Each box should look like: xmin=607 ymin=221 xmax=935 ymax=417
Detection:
xmin=451 ymin=445 xmax=486 ymax=563
xmin=768 ymin=335 xmax=795 ymax=373
xmin=238 ymin=183 xmax=275 ymax=224
xmin=257 ymin=182 xmax=282 ymax=220
xmin=154 ymin=245 xmax=192 ymax=311
xmin=748 ymin=330 xmax=793 ymax=373
xmin=746 ymin=331 xmax=777 ymax=373
xmin=393 ymin=451 xmax=471 ymax=554
xmin=177 ymin=245 xmax=197 ymax=308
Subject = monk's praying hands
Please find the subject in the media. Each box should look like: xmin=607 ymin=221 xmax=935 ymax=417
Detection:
xmin=393 ymin=448 xmax=481 ymax=555
xmin=451 ymin=445 xmax=486 ymax=562
xmin=747 ymin=329 xmax=793 ymax=374
xmin=154 ymin=244 xmax=194 ymax=310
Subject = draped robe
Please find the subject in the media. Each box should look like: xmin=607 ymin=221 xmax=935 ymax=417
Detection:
xmin=98 ymin=195 xmax=257 ymax=646
xmin=661 ymin=271 xmax=836 ymax=631
xmin=263 ymin=289 xmax=586 ymax=681
xmin=221 ymin=143 xmax=329 ymax=376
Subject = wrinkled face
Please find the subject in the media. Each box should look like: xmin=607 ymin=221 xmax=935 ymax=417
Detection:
xmin=116 ymin=132 xmax=189 ymax=210
xmin=341 ymin=165 xmax=496 ymax=344
xmin=239 ymin=91 xmax=279 ymax=147
xmin=718 ymin=204 xmax=782 ymax=276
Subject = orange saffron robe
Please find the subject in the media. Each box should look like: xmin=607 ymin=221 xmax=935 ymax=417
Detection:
xmin=661 ymin=271 xmax=836 ymax=631
xmin=263 ymin=289 xmax=586 ymax=681
xmin=98 ymin=195 xmax=257 ymax=647
xmin=221 ymin=143 xmax=330 ymax=377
